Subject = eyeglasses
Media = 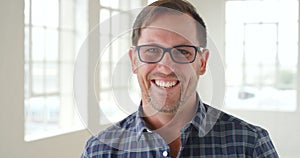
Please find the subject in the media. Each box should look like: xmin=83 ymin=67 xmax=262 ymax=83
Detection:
xmin=134 ymin=44 xmax=204 ymax=64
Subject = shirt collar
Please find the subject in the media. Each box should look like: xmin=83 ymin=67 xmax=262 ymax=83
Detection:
xmin=182 ymin=93 xmax=207 ymax=136
xmin=135 ymin=105 xmax=151 ymax=140
xmin=134 ymin=92 xmax=210 ymax=141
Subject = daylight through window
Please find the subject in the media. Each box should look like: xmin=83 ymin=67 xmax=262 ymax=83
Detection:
xmin=225 ymin=0 xmax=298 ymax=111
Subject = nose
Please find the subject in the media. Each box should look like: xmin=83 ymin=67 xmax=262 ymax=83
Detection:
xmin=159 ymin=50 xmax=176 ymax=66
xmin=157 ymin=52 xmax=174 ymax=74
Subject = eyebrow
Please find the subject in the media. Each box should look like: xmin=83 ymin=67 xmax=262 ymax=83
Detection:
xmin=137 ymin=42 xmax=196 ymax=47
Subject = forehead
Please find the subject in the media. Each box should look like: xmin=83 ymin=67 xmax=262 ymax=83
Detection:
xmin=138 ymin=13 xmax=199 ymax=46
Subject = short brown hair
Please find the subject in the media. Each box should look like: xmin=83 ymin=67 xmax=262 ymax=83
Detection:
xmin=132 ymin=0 xmax=207 ymax=47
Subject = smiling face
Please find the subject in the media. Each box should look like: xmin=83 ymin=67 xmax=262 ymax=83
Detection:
xmin=129 ymin=13 xmax=209 ymax=115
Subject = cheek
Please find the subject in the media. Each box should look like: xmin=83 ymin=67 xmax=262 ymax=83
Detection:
xmin=179 ymin=64 xmax=200 ymax=87
xmin=136 ymin=65 xmax=153 ymax=88
xmin=196 ymin=65 xmax=201 ymax=76
xmin=193 ymin=58 xmax=202 ymax=76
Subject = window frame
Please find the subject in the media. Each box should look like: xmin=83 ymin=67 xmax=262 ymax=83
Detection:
xmin=224 ymin=0 xmax=299 ymax=112
xmin=24 ymin=0 xmax=87 ymax=141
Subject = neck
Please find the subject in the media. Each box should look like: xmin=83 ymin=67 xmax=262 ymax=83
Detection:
xmin=169 ymin=137 xmax=181 ymax=158
xmin=142 ymin=93 xmax=197 ymax=142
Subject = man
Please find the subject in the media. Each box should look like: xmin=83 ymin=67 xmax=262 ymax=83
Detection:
xmin=82 ymin=0 xmax=279 ymax=157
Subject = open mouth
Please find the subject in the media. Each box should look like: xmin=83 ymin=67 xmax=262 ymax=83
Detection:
xmin=152 ymin=80 xmax=180 ymax=89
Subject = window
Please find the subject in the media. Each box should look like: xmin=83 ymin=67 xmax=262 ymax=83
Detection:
xmin=97 ymin=0 xmax=145 ymax=125
xmin=24 ymin=0 xmax=87 ymax=141
xmin=225 ymin=0 xmax=298 ymax=111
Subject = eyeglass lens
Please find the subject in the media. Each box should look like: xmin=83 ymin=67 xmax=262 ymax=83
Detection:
xmin=138 ymin=45 xmax=197 ymax=64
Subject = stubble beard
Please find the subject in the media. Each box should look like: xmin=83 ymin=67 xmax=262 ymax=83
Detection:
xmin=146 ymin=72 xmax=199 ymax=114
xmin=147 ymin=90 xmax=182 ymax=114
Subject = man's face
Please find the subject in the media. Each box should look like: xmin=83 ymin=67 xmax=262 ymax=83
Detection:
xmin=129 ymin=13 xmax=209 ymax=114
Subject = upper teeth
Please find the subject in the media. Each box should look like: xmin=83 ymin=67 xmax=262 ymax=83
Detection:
xmin=155 ymin=80 xmax=177 ymax=88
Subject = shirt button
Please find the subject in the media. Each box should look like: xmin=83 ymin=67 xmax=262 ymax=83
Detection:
xmin=162 ymin=151 xmax=168 ymax=157
xmin=146 ymin=129 xmax=152 ymax=133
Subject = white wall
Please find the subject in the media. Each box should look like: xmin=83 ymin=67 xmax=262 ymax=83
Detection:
xmin=191 ymin=0 xmax=300 ymax=157
xmin=0 ymin=0 xmax=90 ymax=157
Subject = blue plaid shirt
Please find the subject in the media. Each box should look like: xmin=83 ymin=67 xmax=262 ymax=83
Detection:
xmin=81 ymin=94 xmax=279 ymax=158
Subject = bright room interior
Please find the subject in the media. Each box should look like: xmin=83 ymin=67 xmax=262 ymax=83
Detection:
xmin=1 ymin=0 xmax=299 ymax=157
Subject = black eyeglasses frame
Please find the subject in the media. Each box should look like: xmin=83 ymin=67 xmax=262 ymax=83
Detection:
xmin=134 ymin=44 xmax=205 ymax=64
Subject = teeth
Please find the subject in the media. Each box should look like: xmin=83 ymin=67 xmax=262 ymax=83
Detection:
xmin=155 ymin=80 xmax=177 ymax=88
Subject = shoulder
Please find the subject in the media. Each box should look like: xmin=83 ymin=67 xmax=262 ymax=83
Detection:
xmin=218 ymin=108 xmax=264 ymax=134
xmin=81 ymin=112 xmax=139 ymax=157
xmin=90 ymin=111 xmax=138 ymax=142
xmin=204 ymin=104 xmax=279 ymax=157
xmin=204 ymin=103 xmax=267 ymax=135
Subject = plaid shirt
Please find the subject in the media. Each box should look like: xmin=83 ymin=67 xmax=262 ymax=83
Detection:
xmin=81 ymin=94 xmax=279 ymax=158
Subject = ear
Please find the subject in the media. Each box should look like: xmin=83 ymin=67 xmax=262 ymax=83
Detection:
xmin=199 ymin=49 xmax=209 ymax=75
xmin=128 ymin=47 xmax=138 ymax=74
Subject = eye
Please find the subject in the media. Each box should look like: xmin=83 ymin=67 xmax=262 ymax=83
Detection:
xmin=177 ymin=49 xmax=190 ymax=55
xmin=145 ymin=47 xmax=160 ymax=53
xmin=175 ymin=48 xmax=192 ymax=57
